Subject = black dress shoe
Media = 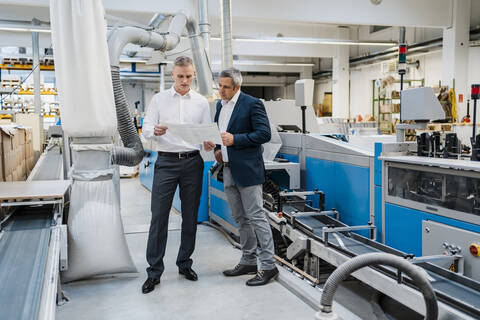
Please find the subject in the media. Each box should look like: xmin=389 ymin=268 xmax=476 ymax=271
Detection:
xmin=246 ymin=267 xmax=279 ymax=286
xmin=179 ymin=268 xmax=198 ymax=281
xmin=142 ymin=277 xmax=160 ymax=294
xmin=223 ymin=264 xmax=258 ymax=277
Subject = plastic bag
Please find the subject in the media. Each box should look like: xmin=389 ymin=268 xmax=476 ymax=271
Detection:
xmin=61 ymin=179 xmax=137 ymax=282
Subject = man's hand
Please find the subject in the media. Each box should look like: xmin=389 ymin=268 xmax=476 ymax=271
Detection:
xmin=221 ymin=132 xmax=234 ymax=146
xmin=154 ymin=125 xmax=168 ymax=136
xmin=203 ymin=141 xmax=216 ymax=151
xmin=214 ymin=149 xmax=223 ymax=163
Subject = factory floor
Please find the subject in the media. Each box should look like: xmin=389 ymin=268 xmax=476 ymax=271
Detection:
xmin=56 ymin=177 xmax=315 ymax=320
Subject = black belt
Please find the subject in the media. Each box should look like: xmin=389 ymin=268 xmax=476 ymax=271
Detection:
xmin=157 ymin=150 xmax=199 ymax=159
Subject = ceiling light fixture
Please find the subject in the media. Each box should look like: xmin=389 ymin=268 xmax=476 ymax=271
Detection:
xmin=210 ymin=36 xmax=396 ymax=47
xmin=0 ymin=25 xmax=51 ymax=33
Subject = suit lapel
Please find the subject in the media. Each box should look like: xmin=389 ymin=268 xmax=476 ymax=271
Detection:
xmin=226 ymin=92 xmax=244 ymax=132
xmin=214 ymin=100 xmax=222 ymax=123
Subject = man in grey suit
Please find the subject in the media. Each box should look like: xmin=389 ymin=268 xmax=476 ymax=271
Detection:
xmin=204 ymin=68 xmax=278 ymax=286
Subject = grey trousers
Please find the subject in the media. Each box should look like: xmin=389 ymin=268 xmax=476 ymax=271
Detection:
xmin=223 ymin=167 xmax=275 ymax=270
xmin=146 ymin=154 xmax=204 ymax=279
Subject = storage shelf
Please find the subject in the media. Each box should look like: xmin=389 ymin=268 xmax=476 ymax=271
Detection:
xmin=0 ymin=64 xmax=54 ymax=71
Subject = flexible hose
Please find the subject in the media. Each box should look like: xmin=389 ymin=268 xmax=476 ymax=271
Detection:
xmin=110 ymin=66 xmax=145 ymax=166
xmin=320 ymin=252 xmax=438 ymax=320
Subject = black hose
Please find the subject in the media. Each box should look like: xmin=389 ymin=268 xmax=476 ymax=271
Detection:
xmin=320 ymin=252 xmax=438 ymax=320
xmin=110 ymin=66 xmax=145 ymax=166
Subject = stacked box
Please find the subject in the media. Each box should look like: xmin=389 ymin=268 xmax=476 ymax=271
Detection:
xmin=24 ymin=127 xmax=35 ymax=175
xmin=0 ymin=133 xmax=3 ymax=181
xmin=1 ymin=125 xmax=27 ymax=181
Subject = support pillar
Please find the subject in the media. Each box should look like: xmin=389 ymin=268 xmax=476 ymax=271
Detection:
xmin=332 ymin=27 xmax=350 ymax=119
xmin=442 ymin=0 xmax=471 ymax=121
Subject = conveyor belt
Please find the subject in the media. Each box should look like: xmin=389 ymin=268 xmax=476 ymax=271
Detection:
xmin=287 ymin=210 xmax=480 ymax=318
xmin=30 ymin=145 xmax=63 ymax=181
xmin=0 ymin=207 xmax=53 ymax=320
xmin=0 ymin=144 xmax=64 ymax=320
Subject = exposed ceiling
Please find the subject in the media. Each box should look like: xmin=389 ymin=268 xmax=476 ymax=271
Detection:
xmin=0 ymin=0 xmax=478 ymax=75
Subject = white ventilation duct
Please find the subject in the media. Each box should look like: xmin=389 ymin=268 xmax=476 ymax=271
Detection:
xmin=220 ymin=0 xmax=233 ymax=70
xmin=198 ymin=0 xmax=211 ymax=59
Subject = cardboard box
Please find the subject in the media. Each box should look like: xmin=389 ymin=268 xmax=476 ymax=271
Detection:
xmin=26 ymin=156 xmax=35 ymax=174
xmin=24 ymin=127 xmax=33 ymax=143
xmin=15 ymin=114 xmax=43 ymax=158
xmin=1 ymin=125 xmax=27 ymax=181
xmin=322 ymin=93 xmax=332 ymax=114
xmin=380 ymin=104 xmax=392 ymax=114
xmin=25 ymin=142 xmax=33 ymax=159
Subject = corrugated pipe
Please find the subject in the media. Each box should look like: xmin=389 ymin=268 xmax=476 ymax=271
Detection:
xmin=110 ymin=66 xmax=144 ymax=166
xmin=316 ymin=252 xmax=438 ymax=320
xmin=220 ymin=0 xmax=233 ymax=69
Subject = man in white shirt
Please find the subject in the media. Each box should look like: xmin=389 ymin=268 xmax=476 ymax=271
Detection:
xmin=141 ymin=56 xmax=211 ymax=294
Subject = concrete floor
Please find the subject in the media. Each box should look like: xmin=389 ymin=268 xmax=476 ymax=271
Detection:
xmin=57 ymin=178 xmax=315 ymax=320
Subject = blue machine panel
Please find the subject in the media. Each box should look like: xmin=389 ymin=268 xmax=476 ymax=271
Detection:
xmin=210 ymin=194 xmax=237 ymax=228
xmin=210 ymin=176 xmax=225 ymax=192
xmin=374 ymin=142 xmax=383 ymax=186
xmin=172 ymin=161 xmax=213 ymax=222
xmin=139 ymin=150 xmax=213 ymax=222
xmin=385 ymin=203 xmax=480 ymax=256
xmin=139 ymin=149 xmax=157 ymax=191
xmin=277 ymin=153 xmax=299 ymax=163
xmin=374 ymin=186 xmax=382 ymax=240
xmin=305 ymin=157 xmax=370 ymax=237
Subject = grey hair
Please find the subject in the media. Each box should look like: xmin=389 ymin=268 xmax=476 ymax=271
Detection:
xmin=219 ymin=68 xmax=243 ymax=88
xmin=174 ymin=56 xmax=193 ymax=67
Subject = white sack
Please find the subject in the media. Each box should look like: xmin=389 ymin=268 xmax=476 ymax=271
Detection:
xmin=50 ymin=0 xmax=117 ymax=137
xmin=61 ymin=179 xmax=136 ymax=282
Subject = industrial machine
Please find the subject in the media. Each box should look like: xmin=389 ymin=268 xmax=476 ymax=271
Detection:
xmin=204 ymin=84 xmax=480 ymax=319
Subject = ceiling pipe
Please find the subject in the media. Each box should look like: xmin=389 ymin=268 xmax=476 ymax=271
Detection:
xmin=186 ymin=18 xmax=213 ymax=96
xmin=108 ymin=13 xmax=186 ymax=67
xmin=220 ymin=0 xmax=233 ymax=70
xmin=198 ymin=0 xmax=211 ymax=60
xmin=349 ymin=27 xmax=480 ymax=66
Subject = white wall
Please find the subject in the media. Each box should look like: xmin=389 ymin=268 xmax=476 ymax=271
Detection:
xmin=314 ymin=46 xmax=480 ymax=119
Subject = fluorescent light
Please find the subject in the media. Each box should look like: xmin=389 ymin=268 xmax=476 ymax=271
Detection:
xmin=210 ymin=36 xmax=396 ymax=47
xmin=0 ymin=25 xmax=51 ymax=33
xmin=211 ymin=61 xmax=315 ymax=67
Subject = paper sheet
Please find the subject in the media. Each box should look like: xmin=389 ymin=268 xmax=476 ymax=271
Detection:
xmin=161 ymin=123 xmax=222 ymax=145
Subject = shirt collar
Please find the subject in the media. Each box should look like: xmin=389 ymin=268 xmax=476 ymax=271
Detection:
xmin=222 ymin=90 xmax=241 ymax=106
xmin=170 ymin=86 xmax=191 ymax=98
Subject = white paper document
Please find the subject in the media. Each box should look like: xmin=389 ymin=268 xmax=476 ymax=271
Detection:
xmin=161 ymin=123 xmax=222 ymax=145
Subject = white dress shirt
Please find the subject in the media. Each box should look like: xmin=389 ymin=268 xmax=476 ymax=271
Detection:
xmin=218 ymin=90 xmax=241 ymax=162
xmin=143 ymin=86 xmax=211 ymax=152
